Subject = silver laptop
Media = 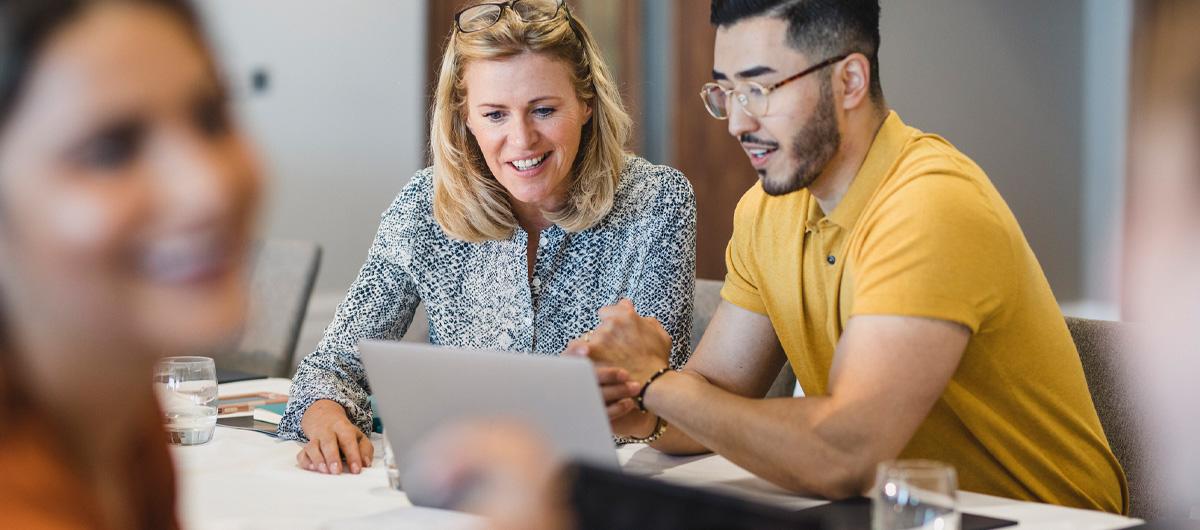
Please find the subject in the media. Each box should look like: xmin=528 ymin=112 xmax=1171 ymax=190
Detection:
xmin=360 ymin=340 xmax=619 ymax=471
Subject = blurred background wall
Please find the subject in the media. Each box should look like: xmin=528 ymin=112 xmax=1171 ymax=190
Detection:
xmin=194 ymin=0 xmax=1132 ymax=360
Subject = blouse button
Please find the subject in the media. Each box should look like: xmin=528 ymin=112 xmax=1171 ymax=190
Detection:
xmin=532 ymin=277 xmax=542 ymax=288
xmin=537 ymin=237 xmax=547 ymax=247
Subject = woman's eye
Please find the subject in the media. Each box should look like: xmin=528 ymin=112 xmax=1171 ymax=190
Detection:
xmin=483 ymin=111 xmax=505 ymax=122
xmin=194 ymin=95 xmax=232 ymax=137
xmin=533 ymin=107 xmax=555 ymax=118
xmin=75 ymin=122 xmax=143 ymax=170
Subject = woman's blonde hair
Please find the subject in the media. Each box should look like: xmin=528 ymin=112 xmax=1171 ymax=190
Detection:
xmin=430 ymin=0 xmax=632 ymax=242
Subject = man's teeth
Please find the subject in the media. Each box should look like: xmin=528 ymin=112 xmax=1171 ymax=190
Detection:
xmin=512 ymin=153 xmax=548 ymax=171
xmin=748 ymin=147 xmax=776 ymax=159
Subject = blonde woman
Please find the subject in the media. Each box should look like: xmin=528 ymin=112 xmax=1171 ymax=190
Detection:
xmin=281 ymin=0 xmax=696 ymax=474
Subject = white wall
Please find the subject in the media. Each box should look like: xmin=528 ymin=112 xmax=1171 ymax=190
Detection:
xmin=879 ymin=0 xmax=1131 ymax=315
xmin=196 ymin=1 xmax=427 ymax=362
xmin=1081 ymin=0 xmax=1132 ymax=313
xmin=196 ymin=0 xmax=427 ymax=297
xmin=881 ymin=0 xmax=1086 ymax=302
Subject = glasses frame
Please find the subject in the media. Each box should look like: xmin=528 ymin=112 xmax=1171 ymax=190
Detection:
xmin=455 ymin=0 xmax=567 ymax=34
xmin=700 ymin=54 xmax=849 ymax=120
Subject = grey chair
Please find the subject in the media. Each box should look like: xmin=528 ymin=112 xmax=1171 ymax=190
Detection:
xmin=692 ymin=279 xmax=796 ymax=398
xmin=1066 ymin=316 xmax=1160 ymax=519
xmin=402 ymin=303 xmax=431 ymax=343
xmin=211 ymin=239 xmax=322 ymax=377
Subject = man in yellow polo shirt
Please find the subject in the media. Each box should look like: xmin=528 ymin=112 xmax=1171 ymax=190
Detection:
xmin=570 ymin=0 xmax=1128 ymax=515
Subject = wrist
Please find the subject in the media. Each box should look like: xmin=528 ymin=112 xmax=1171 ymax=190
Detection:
xmin=634 ymin=367 xmax=672 ymax=413
xmin=642 ymin=369 xmax=693 ymax=413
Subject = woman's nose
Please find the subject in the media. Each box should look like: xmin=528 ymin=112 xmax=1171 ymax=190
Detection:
xmin=509 ymin=116 xmax=540 ymax=149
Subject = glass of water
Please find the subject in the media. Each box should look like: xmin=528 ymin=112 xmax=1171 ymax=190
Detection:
xmin=872 ymin=460 xmax=959 ymax=530
xmin=154 ymin=356 xmax=218 ymax=445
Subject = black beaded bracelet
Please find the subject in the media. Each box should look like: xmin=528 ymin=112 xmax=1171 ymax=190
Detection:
xmin=634 ymin=367 xmax=672 ymax=412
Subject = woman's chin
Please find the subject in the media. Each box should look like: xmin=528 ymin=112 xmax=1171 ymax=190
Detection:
xmin=135 ymin=282 xmax=249 ymax=357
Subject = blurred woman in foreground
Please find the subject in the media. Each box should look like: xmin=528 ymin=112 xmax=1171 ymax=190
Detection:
xmin=0 ymin=0 xmax=261 ymax=527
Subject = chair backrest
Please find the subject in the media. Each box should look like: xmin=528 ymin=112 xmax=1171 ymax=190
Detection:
xmin=692 ymin=279 xmax=796 ymax=398
xmin=402 ymin=303 xmax=431 ymax=343
xmin=212 ymin=239 xmax=321 ymax=377
xmin=1065 ymin=316 xmax=1159 ymax=519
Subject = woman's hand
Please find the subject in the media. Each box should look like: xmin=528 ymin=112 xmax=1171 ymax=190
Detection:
xmin=297 ymin=399 xmax=374 ymax=474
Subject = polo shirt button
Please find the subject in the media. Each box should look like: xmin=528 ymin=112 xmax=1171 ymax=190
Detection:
xmin=826 ymin=255 xmax=836 ymax=265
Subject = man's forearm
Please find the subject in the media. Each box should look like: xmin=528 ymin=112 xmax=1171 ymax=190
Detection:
xmin=643 ymin=371 xmax=872 ymax=499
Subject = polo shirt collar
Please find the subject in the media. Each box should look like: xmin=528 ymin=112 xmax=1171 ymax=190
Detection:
xmin=824 ymin=110 xmax=910 ymax=229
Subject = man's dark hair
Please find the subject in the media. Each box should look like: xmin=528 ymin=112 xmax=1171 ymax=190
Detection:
xmin=711 ymin=0 xmax=883 ymax=102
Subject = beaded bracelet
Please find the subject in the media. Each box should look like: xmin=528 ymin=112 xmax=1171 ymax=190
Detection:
xmin=634 ymin=367 xmax=672 ymax=412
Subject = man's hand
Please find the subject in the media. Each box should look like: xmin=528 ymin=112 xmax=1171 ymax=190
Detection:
xmin=565 ymin=299 xmax=671 ymax=382
xmin=592 ymin=366 xmax=640 ymax=419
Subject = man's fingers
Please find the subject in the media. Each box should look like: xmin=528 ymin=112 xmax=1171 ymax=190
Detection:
xmin=606 ymin=398 xmax=636 ymax=419
xmin=334 ymin=426 xmax=364 ymax=474
xmin=601 ymin=381 xmax=640 ymax=403
xmin=595 ymin=366 xmax=629 ymax=384
xmin=318 ymin=435 xmax=343 ymax=475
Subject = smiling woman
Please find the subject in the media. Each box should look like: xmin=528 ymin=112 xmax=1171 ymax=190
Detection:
xmin=281 ymin=0 xmax=698 ymax=478
xmin=0 ymin=0 xmax=262 ymax=528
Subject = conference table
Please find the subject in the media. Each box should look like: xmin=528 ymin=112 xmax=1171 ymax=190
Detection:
xmin=172 ymin=378 xmax=1142 ymax=529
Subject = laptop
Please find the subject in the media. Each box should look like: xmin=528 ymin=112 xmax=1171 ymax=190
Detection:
xmin=359 ymin=340 xmax=620 ymax=472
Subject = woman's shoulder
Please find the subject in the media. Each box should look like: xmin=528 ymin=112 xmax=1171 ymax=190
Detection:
xmin=614 ymin=156 xmax=695 ymax=210
xmin=379 ymin=167 xmax=440 ymax=238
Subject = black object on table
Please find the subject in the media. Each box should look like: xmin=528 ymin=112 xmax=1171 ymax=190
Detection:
xmin=566 ymin=463 xmax=828 ymax=530
xmin=215 ymin=368 xmax=268 ymax=384
xmin=794 ymin=496 xmax=1017 ymax=530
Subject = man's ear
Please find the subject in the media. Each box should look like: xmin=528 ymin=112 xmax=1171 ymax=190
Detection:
xmin=838 ymin=53 xmax=872 ymax=111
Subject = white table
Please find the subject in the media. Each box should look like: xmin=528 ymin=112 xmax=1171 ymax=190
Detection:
xmin=172 ymin=379 xmax=1143 ymax=529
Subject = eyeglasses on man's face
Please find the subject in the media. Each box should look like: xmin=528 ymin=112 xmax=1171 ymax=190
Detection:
xmin=700 ymin=54 xmax=848 ymax=120
xmin=455 ymin=0 xmax=566 ymax=34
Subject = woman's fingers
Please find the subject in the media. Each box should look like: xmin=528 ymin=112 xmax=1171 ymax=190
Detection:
xmin=357 ymin=432 xmax=375 ymax=467
xmin=334 ymin=425 xmax=365 ymax=474
xmin=301 ymin=440 xmax=327 ymax=473
xmin=318 ymin=434 xmax=343 ymax=475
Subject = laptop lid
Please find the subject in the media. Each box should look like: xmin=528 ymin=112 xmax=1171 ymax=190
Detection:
xmin=360 ymin=340 xmax=619 ymax=471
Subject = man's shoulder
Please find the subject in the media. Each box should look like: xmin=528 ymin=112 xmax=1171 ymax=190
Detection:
xmin=875 ymin=134 xmax=1004 ymax=224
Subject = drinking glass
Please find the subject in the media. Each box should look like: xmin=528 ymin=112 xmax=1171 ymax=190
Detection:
xmin=154 ymin=356 xmax=218 ymax=445
xmin=872 ymin=460 xmax=960 ymax=530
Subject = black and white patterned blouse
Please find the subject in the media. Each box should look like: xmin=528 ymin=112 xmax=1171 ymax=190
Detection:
xmin=279 ymin=157 xmax=697 ymax=440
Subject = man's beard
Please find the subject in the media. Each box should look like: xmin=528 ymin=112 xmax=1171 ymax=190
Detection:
xmin=760 ymin=77 xmax=841 ymax=197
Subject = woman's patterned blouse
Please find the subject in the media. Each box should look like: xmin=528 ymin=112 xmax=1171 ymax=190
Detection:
xmin=279 ymin=157 xmax=697 ymax=440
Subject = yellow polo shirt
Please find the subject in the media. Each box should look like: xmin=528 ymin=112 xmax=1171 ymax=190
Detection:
xmin=722 ymin=112 xmax=1128 ymax=514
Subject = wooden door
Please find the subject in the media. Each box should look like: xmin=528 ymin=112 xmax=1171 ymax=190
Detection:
xmin=671 ymin=1 xmax=757 ymax=280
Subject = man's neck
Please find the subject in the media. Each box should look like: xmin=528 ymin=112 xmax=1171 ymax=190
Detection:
xmin=809 ymin=107 xmax=889 ymax=216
